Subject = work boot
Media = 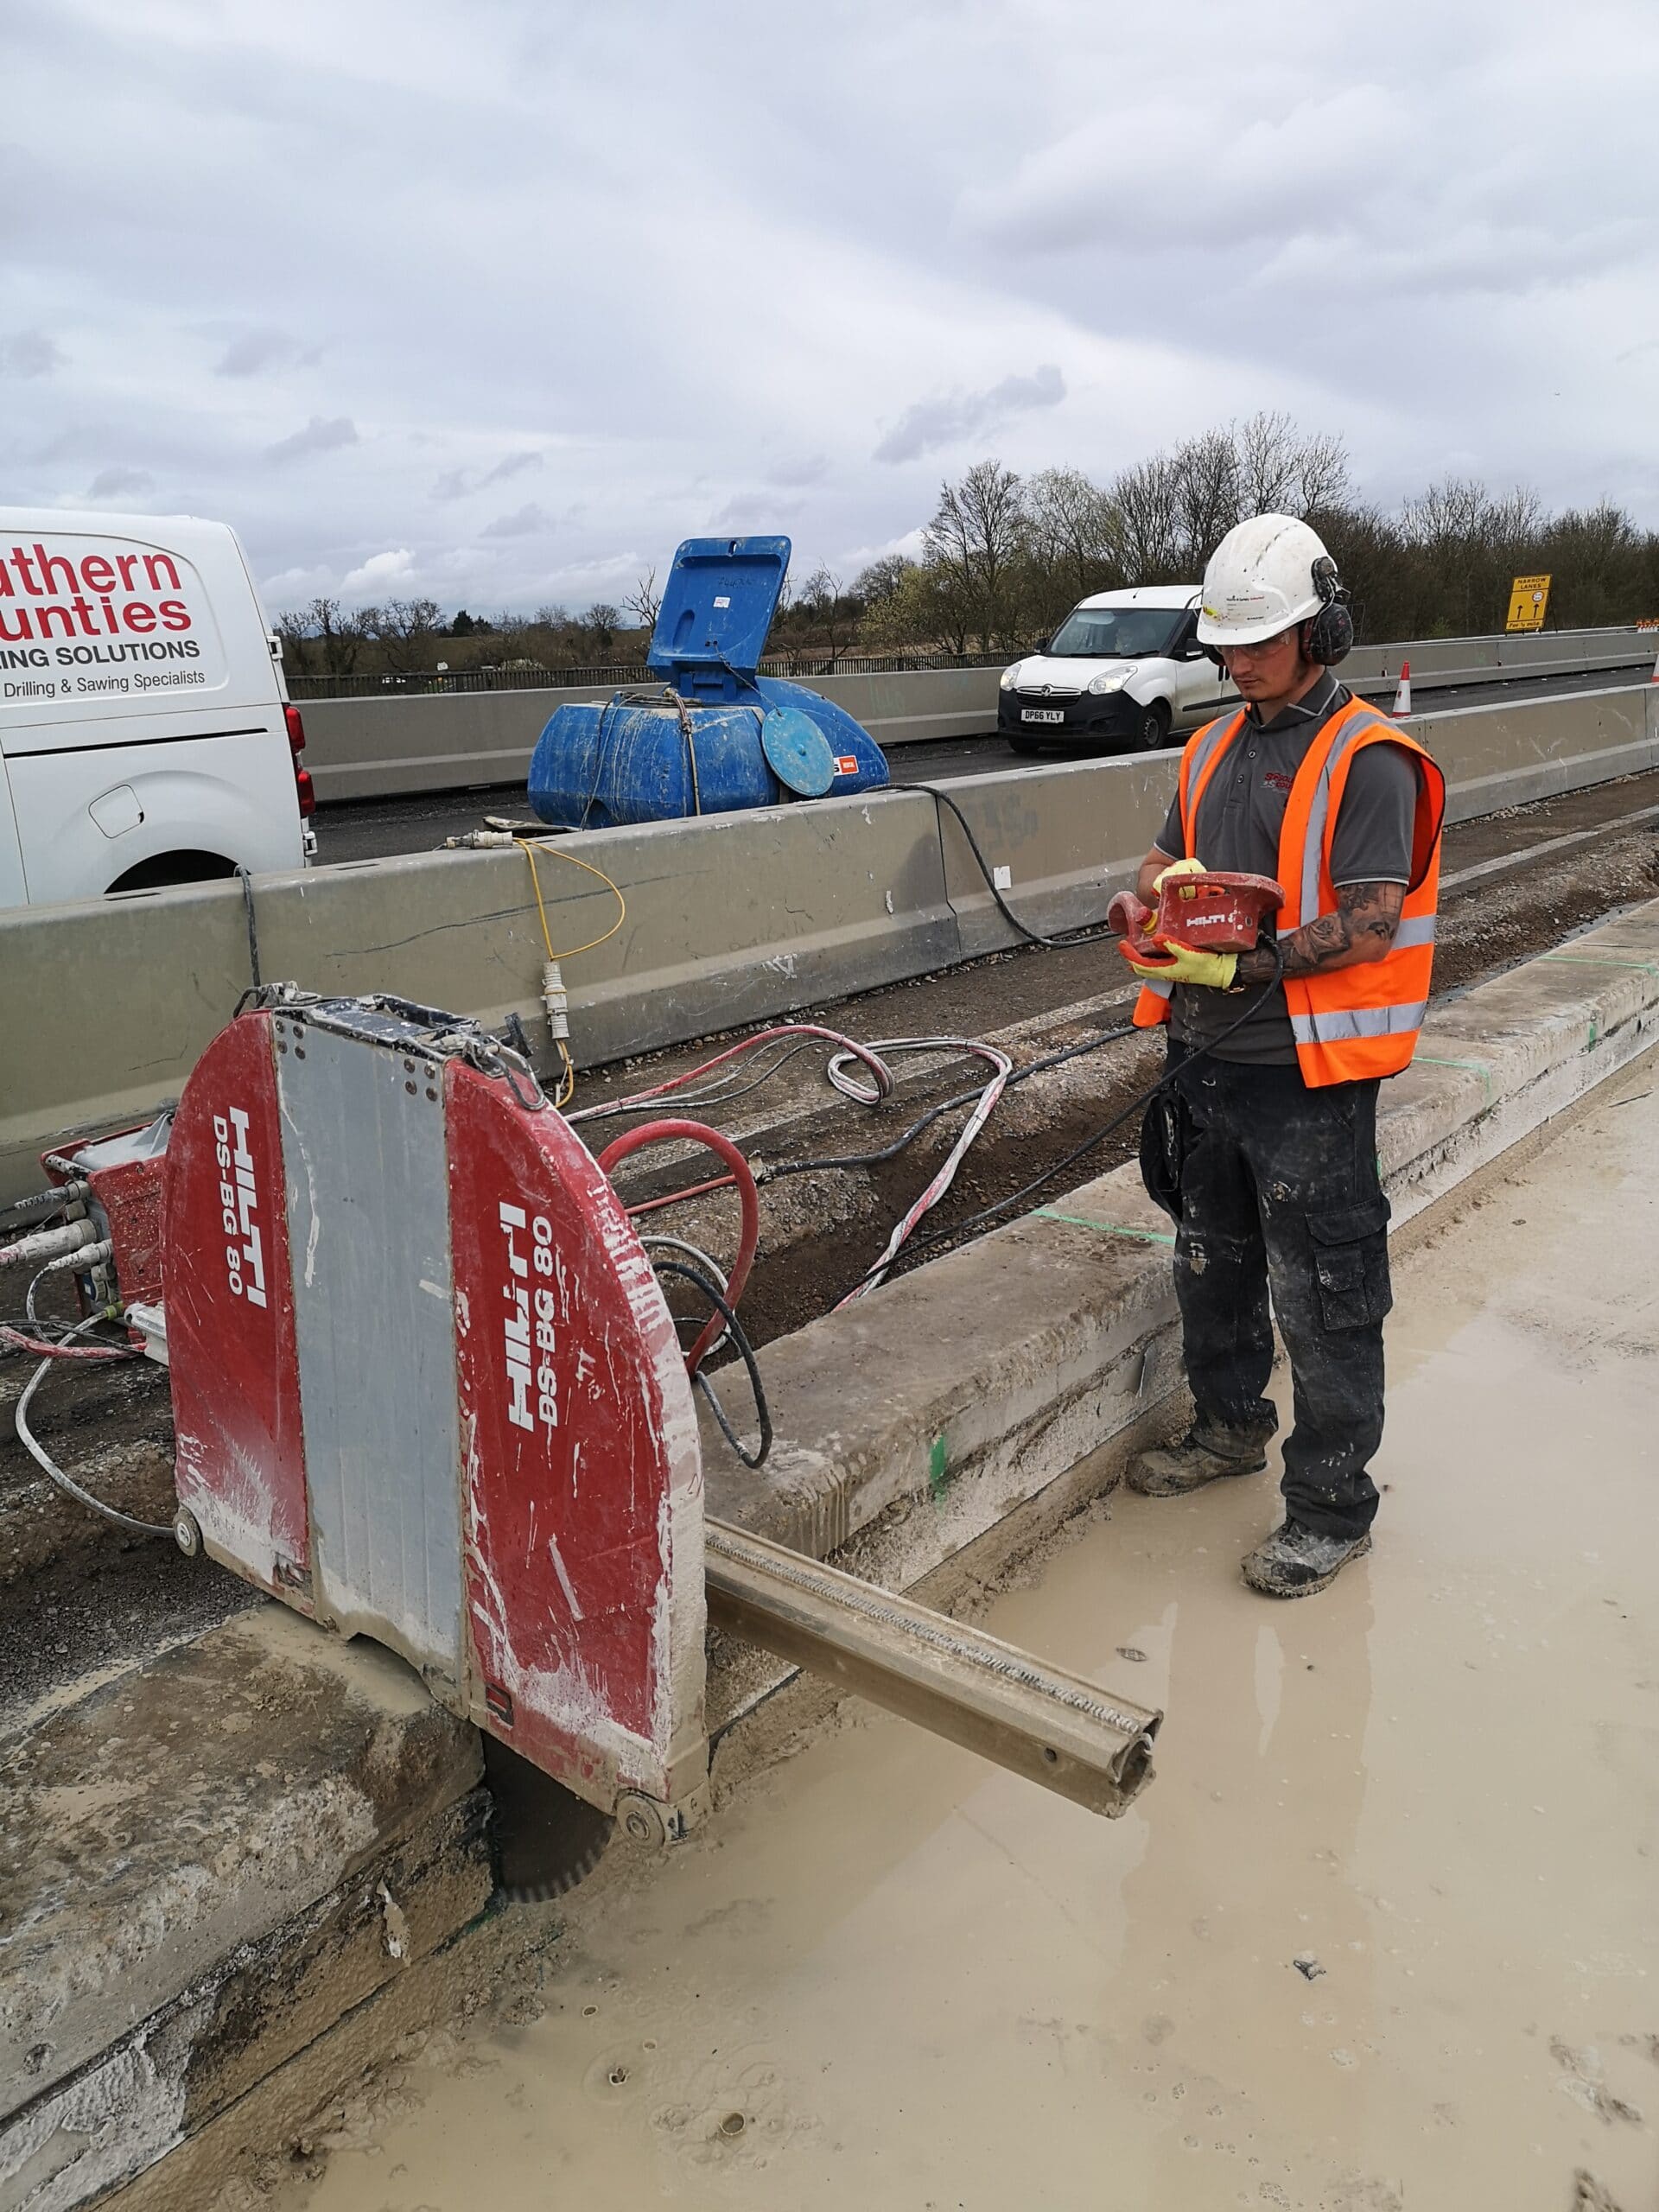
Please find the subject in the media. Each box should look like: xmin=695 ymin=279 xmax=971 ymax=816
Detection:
xmin=1126 ymin=1423 xmax=1271 ymax=1497
xmin=1241 ymin=1520 xmax=1371 ymax=1599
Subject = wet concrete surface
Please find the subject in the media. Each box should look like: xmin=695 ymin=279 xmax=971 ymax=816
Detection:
xmin=310 ymin=666 xmax=1655 ymax=866
xmin=269 ymin=1052 xmax=1659 ymax=2212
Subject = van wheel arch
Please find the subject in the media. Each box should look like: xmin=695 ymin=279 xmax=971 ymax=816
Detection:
xmin=106 ymin=850 xmax=239 ymax=895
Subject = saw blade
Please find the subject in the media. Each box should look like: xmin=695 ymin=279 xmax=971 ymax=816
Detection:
xmin=481 ymin=1735 xmax=615 ymax=1901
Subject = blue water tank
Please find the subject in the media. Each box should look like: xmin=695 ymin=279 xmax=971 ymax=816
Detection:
xmin=529 ymin=699 xmax=775 ymax=830
xmin=525 ymin=536 xmax=890 ymax=830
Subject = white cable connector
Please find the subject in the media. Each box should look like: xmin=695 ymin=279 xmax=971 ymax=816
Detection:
xmin=542 ymin=961 xmax=569 ymax=1042
xmin=442 ymin=830 xmax=518 ymax=849
xmin=0 ymin=1217 xmax=101 ymax=1269
xmin=37 ymin=1236 xmax=113 ymax=1278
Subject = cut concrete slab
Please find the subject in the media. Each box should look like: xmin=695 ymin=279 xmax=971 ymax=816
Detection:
xmin=0 ymin=1608 xmax=486 ymax=2211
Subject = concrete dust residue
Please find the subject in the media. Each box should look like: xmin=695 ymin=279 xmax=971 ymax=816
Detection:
xmin=270 ymin=1058 xmax=1659 ymax=2212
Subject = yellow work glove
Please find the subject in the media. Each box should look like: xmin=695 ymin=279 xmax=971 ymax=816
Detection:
xmin=1123 ymin=942 xmax=1238 ymax=989
xmin=1152 ymin=855 xmax=1207 ymax=894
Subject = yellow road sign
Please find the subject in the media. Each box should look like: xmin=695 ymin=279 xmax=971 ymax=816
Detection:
xmin=1506 ymin=574 xmax=1551 ymax=632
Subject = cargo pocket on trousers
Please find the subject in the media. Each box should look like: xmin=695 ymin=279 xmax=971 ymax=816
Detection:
xmin=1306 ymin=1195 xmax=1393 ymax=1331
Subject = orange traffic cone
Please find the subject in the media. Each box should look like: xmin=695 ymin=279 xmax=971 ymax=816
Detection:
xmin=1649 ymin=646 xmax=1659 ymax=683
xmin=1391 ymin=660 xmax=1412 ymax=717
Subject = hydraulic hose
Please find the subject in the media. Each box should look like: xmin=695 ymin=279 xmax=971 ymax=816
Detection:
xmin=891 ymin=779 xmax=1122 ymax=950
xmin=596 ymin=1119 xmax=760 ymax=1374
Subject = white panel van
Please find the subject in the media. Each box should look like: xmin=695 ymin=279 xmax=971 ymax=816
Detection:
xmin=0 ymin=510 xmax=315 ymax=909
xmin=997 ymin=584 xmax=1236 ymax=754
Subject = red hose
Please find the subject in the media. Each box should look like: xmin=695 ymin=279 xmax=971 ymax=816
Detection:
xmin=597 ymin=1120 xmax=760 ymax=1375
xmin=0 ymin=1324 xmax=133 ymax=1363
xmin=626 ymin=1173 xmax=739 ymax=1217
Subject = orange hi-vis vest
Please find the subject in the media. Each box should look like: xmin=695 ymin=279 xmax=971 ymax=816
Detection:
xmin=1133 ymin=696 xmax=1446 ymax=1087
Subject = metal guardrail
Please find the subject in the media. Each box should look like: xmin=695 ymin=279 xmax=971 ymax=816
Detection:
xmin=288 ymin=650 xmax=1010 ymax=700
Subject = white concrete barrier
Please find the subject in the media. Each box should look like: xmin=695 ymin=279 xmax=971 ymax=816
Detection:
xmin=297 ymin=628 xmax=1656 ymax=804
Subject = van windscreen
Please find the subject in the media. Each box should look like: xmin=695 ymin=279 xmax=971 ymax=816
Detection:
xmin=1046 ymin=607 xmax=1183 ymax=658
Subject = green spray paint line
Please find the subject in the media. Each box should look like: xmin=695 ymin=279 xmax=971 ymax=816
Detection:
xmin=1414 ymin=1053 xmax=1496 ymax=1104
xmin=927 ymin=1433 xmax=949 ymax=1501
xmin=1537 ymin=955 xmax=1659 ymax=976
xmin=1033 ymin=1208 xmax=1177 ymax=1248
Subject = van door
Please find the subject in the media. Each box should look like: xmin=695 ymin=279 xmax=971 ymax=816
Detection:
xmin=0 ymin=759 xmax=25 ymax=906
xmin=1166 ymin=613 xmax=1228 ymax=724
xmin=0 ymin=512 xmax=304 ymax=908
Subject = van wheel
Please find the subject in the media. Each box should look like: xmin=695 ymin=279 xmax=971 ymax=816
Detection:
xmin=106 ymin=850 xmax=238 ymax=894
xmin=1134 ymin=701 xmax=1172 ymax=752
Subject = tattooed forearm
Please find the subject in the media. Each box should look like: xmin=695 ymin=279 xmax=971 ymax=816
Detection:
xmin=1235 ymin=881 xmax=1405 ymax=984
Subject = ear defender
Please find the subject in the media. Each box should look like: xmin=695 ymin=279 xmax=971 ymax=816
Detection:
xmin=1303 ymin=552 xmax=1354 ymax=664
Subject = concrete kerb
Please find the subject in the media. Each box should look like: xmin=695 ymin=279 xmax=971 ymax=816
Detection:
xmin=700 ymin=898 xmax=1659 ymax=1745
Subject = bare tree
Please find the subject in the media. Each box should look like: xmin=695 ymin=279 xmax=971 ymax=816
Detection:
xmin=1107 ymin=450 xmax=1183 ymax=577
xmin=584 ymin=602 xmax=621 ymax=658
xmin=853 ymin=554 xmax=915 ymax=609
xmin=300 ymin=595 xmax=365 ymax=677
xmin=1025 ymin=466 xmax=1120 ymax=621
xmin=1171 ymin=430 xmax=1242 ymax=570
xmin=359 ymin=597 xmax=442 ymax=674
xmin=624 ymin=567 xmax=663 ymax=634
xmin=923 ymin=461 xmax=1028 ymax=651
xmin=272 ymin=609 xmax=313 ymax=677
xmin=798 ymin=566 xmax=850 ymax=668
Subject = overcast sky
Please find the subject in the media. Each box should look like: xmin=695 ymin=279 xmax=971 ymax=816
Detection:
xmin=6 ymin=0 xmax=1658 ymax=616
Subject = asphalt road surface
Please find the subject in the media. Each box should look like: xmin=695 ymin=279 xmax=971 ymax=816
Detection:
xmin=313 ymin=661 xmax=1654 ymax=867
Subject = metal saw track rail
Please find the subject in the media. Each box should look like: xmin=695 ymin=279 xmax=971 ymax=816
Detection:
xmin=705 ymin=1519 xmax=1160 ymax=1817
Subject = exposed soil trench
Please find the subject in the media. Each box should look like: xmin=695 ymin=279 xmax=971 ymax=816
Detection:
xmin=608 ymin=771 xmax=1659 ymax=1356
xmin=3 ymin=770 xmax=1657 ymax=1723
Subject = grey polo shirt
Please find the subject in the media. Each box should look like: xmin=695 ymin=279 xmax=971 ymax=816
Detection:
xmin=1149 ymin=671 xmax=1421 ymax=1065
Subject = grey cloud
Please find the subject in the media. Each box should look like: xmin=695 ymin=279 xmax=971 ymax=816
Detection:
xmin=480 ymin=502 xmax=555 ymax=537
xmin=87 ymin=466 xmax=156 ymax=499
xmin=266 ymin=415 xmax=358 ymax=463
xmin=767 ymin=454 xmax=829 ymax=487
xmin=711 ymin=494 xmax=804 ymax=530
xmin=217 ymin=327 xmax=319 ymax=378
xmin=874 ymin=365 xmax=1065 ymax=466
xmin=433 ymin=449 xmax=544 ymax=501
xmin=2 ymin=330 xmax=64 ymax=378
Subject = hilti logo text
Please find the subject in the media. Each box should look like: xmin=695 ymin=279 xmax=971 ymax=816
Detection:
xmin=213 ymin=1109 xmax=267 ymax=1308
xmin=499 ymin=1201 xmax=558 ymax=1433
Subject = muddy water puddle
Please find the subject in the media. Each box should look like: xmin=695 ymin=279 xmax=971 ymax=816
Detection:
xmin=278 ymin=1063 xmax=1659 ymax=2211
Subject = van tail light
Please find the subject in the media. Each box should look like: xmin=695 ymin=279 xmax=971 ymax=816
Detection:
xmin=284 ymin=703 xmax=316 ymax=819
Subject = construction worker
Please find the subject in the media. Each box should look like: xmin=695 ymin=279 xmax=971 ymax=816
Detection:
xmin=1122 ymin=515 xmax=1445 ymax=1597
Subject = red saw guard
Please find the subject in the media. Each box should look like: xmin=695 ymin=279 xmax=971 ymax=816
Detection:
xmin=164 ymin=998 xmax=707 ymax=1827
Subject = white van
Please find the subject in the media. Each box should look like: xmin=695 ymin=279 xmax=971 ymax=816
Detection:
xmin=997 ymin=583 xmax=1236 ymax=754
xmin=0 ymin=510 xmax=315 ymax=909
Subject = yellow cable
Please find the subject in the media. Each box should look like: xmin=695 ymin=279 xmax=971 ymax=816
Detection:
xmin=516 ymin=837 xmax=626 ymax=1109
xmin=515 ymin=837 xmax=627 ymax=960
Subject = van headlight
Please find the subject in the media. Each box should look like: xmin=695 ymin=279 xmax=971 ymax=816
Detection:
xmin=1088 ymin=671 xmax=1130 ymax=695
xmin=1000 ymin=662 xmax=1024 ymax=690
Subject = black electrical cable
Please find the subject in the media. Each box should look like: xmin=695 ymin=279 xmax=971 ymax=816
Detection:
xmin=892 ymin=779 xmax=1122 ymax=950
xmin=234 ymin=864 xmax=263 ymax=989
xmin=650 ymin=1256 xmax=772 ymax=1468
xmin=839 ymin=946 xmax=1287 ymax=1293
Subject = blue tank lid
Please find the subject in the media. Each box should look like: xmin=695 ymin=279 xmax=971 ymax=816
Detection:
xmin=646 ymin=536 xmax=791 ymax=690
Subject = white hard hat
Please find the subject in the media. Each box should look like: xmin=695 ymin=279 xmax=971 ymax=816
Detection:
xmin=1196 ymin=514 xmax=1334 ymax=647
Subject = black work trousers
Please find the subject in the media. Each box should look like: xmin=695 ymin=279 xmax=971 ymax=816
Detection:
xmin=1146 ymin=1042 xmax=1392 ymax=1541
